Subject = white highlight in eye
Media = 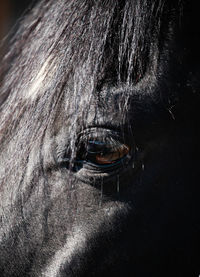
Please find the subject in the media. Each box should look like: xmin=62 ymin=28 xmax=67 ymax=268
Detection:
xmin=25 ymin=56 xmax=55 ymax=100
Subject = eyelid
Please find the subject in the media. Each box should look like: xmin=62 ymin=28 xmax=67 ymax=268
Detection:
xmin=83 ymin=139 xmax=130 ymax=166
xmin=87 ymin=139 xmax=120 ymax=151
xmin=74 ymin=127 xmax=133 ymax=171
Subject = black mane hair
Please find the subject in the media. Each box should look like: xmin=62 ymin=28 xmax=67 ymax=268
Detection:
xmin=0 ymin=0 xmax=180 ymax=185
xmin=0 ymin=1 xmax=200 ymax=276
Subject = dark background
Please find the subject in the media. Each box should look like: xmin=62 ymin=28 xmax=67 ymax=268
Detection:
xmin=0 ymin=0 xmax=33 ymax=41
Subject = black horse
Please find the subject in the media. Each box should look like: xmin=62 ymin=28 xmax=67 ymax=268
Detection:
xmin=0 ymin=0 xmax=200 ymax=276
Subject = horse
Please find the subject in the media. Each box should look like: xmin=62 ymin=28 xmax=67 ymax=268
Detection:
xmin=0 ymin=0 xmax=200 ymax=276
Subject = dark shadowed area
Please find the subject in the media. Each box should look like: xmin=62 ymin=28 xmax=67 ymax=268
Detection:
xmin=0 ymin=1 xmax=200 ymax=276
xmin=0 ymin=0 xmax=33 ymax=38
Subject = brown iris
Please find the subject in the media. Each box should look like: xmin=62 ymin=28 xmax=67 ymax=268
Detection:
xmin=89 ymin=143 xmax=130 ymax=165
xmin=95 ymin=144 xmax=130 ymax=164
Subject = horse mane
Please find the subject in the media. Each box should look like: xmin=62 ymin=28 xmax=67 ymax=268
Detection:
xmin=0 ymin=0 xmax=179 ymax=188
xmin=0 ymin=0 xmax=179 ymax=141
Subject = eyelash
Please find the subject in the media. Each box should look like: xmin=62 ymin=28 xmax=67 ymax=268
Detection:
xmin=56 ymin=129 xmax=133 ymax=179
xmin=76 ymin=135 xmax=131 ymax=168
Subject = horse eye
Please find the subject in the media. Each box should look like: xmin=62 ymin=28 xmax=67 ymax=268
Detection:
xmin=94 ymin=144 xmax=130 ymax=165
xmin=84 ymin=140 xmax=130 ymax=166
